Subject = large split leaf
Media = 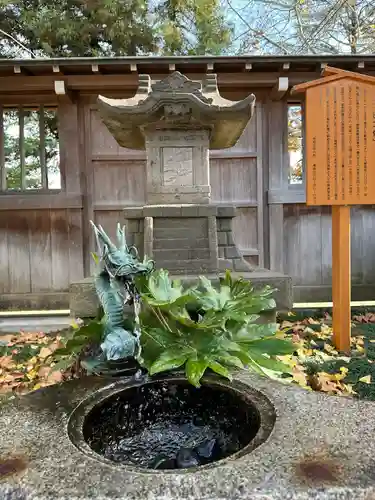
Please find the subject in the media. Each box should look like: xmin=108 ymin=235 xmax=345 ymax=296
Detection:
xmin=143 ymin=270 xmax=192 ymax=307
xmin=149 ymin=348 xmax=192 ymax=375
xmin=139 ymin=269 xmax=293 ymax=387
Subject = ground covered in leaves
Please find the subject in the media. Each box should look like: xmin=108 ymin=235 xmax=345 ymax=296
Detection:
xmin=0 ymin=329 xmax=76 ymax=401
xmin=277 ymin=309 xmax=375 ymax=400
xmin=2 ymin=309 xmax=375 ymax=401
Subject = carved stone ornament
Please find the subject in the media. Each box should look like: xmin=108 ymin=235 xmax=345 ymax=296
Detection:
xmin=97 ymin=72 xmax=256 ymax=150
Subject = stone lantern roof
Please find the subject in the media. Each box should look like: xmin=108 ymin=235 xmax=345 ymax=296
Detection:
xmin=97 ymin=71 xmax=255 ymax=150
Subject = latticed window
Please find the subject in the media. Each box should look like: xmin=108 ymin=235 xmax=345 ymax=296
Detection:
xmin=287 ymin=104 xmax=303 ymax=185
xmin=0 ymin=106 xmax=60 ymax=191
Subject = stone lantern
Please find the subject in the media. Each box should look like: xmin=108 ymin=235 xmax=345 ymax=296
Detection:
xmin=69 ymin=72 xmax=292 ymax=317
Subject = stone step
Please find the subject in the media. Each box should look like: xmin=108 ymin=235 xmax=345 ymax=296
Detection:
xmin=153 ymin=238 xmax=209 ymax=250
xmin=153 ymin=226 xmax=208 ymax=239
xmin=153 ymin=248 xmax=211 ymax=261
xmin=69 ymin=271 xmax=293 ymax=318
xmin=0 ymin=315 xmax=72 ymax=334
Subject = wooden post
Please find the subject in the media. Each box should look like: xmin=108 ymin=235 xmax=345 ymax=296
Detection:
xmin=332 ymin=205 xmax=351 ymax=353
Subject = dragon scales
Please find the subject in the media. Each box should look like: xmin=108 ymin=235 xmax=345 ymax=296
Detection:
xmin=90 ymin=221 xmax=154 ymax=361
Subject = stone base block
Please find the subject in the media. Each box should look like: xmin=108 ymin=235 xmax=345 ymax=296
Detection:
xmin=69 ymin=271 xmax=292 ymax=319
xmin=69 ymin=278 xmax=100 ymax=318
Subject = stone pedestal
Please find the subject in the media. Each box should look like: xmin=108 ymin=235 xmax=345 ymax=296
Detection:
xmin=123 ymin=204 xmax=252 ymax=274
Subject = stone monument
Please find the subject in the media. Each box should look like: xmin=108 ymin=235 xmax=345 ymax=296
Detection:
xmin=69 ymin=72 xmax=292 ymax=317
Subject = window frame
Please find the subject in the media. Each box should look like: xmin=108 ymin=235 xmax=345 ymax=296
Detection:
xmin=286 ymin=99 xmax=305 ymax=190
xmin=0 ymin=104 xmax=61 ymax=193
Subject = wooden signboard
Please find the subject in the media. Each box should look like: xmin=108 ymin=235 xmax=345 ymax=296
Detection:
xmin=292 ymin=66 xmax=375 ymax=352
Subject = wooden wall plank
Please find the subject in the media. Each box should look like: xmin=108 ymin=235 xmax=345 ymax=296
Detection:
xmin=210 ymin=158 xmax=257 ymax=204
xmin=51 ymin=210 xmax=70 ymax=290
xmin=298 ymin=208 xmax=323 ymax=286
xmin=283 ymin=205 xmax=300 ymax=281
xmin=351 ymin=206 xmax=365 ymax=285
xmin=58 ymin=102 xmax=80 ymax=193
xmin=90 ymin=109 xmax=136 ymax=157
xmin=7 ymin=211 xmax=31 ymax=293
xmin=0 ymin=211 xmax=9 ymax=293
xmin=29 ymin=210 xmax=52 ymax=292
xmin=93 ymin=160 xmax=146 ymax=205
xmin=232 ymin=207 xmax=258 ymax=256
xmin=256 ymin=102 xmax=265 ymax=267
xmin=79 ymin=101 xmax=95 ymax=275
xmin=94 ymin=211 xmax=124 ymax=242
xmin=361 ymin=207 xmax=375 ymax=285
xmin=67 ymin=209 xmax=85 ymax=284
xmin=321 ymin=206 xmax=333 ymax=286
xmin=267 ymin=99 xmax=288 ymax=272
xmin=268 ymin=100 xmax=288 ymax=190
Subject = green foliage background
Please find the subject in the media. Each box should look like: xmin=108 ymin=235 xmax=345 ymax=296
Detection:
xmin=0 ymin=0 xmax=233 ymax=58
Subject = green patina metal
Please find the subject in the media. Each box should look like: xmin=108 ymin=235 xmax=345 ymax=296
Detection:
xmin=90 ymin=221 xmax=154 ymax=362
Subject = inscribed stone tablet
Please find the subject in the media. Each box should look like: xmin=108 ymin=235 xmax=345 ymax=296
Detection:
xmin=162 ymin=147 xmax=193 ymax=186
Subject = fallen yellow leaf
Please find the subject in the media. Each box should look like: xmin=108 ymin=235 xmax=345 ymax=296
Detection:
xmin=323 ymin=343 xmax=336 ymax=353
xmin=359 ymin=375 xmax=371 ymax=384
xmin=332 ymin=367 xmax=349 ymax=381
xmin=26 ymin=369 xmax=38 ymax=381
xmin=307 ymin=318 xmax=321 ymax=325
xmin=0 ymin=334 xmax=16 ymax=344
xmin=38 ymin=347 xmax=52 ymax=359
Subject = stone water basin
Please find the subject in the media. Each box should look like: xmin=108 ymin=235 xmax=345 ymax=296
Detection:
xmin=1 ymin=371 xmax=375 ymax=499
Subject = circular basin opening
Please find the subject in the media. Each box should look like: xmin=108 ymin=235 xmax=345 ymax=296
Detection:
xmin=74 ymin=377 xmax=275 ymax=471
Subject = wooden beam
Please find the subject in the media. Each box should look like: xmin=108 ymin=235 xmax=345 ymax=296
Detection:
xmin=0 ymin=94 xmax=58 ymax=106
xmin=2 ymin=70 xmax=373 ymax=94
xmin=13 ymin=65 xmax=33 ymax=76
xmin=54 ymin=80 xmax=74 ymax=103
xmin=19 ymin=108 xmax=26 ymax=190
xmin=39 ymin=105 xmax=48 ymax=189
xmin=0 ymin=105 xmax=4 ymax=190
xmin=270 ymin=76 xmax=289 ymax=100
xmin=268 ymin=188 xmax=306 ymax=204
xmin=0 ymin=72 xmax=316 ymax=92
xmin=0 ymin=193 xmax=82 ymax=210
xmin=54 ymin=80 xmax=66 ymax=95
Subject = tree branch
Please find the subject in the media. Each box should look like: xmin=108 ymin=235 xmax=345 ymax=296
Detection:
xmin=226 ymin=0 xmax=289 ymax=53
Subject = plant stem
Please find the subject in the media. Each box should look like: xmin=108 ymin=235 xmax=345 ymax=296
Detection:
xmin=150 ymin=305 xmax=173 ymax=332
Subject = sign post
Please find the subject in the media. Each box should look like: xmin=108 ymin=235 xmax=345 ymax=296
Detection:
xmin=292 ymin=66 xmax=375 ymax=353
xmin=331 ymin=205 xmax=351 ymax=352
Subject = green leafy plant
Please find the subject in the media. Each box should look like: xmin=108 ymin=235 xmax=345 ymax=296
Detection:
xmin=48 ymin=317 xmax=104 ymax=373
xmin=137 ymin=269 xmax=295 ymax=387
